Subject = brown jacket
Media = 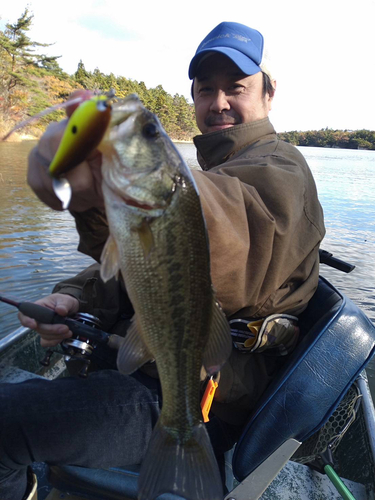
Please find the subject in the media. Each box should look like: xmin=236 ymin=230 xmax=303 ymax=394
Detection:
xmin=193 ymin=118 xmax=325 ymax=318
xmin=55 ymin=118 xmax=325 ymax=424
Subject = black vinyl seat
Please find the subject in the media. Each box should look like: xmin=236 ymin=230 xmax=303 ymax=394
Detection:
xmin=48 ymin=276 xmax=375 ymax=499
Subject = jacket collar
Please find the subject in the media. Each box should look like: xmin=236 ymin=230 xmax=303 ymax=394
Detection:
xmin=193 ymin=117 xmax=276 ymax=170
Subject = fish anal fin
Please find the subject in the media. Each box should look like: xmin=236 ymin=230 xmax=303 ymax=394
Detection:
xmin=117 ymin=317 xmax=154 ymax=374
xmin=100 ymin=235 xmax=120 ymax=283
xmin=138 ymin=421 xmax=223 ymax=500
xmin=203 ymin=296 xmax=232 ymax=376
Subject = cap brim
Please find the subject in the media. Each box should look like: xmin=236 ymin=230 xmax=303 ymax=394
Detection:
xmin=189 ymin=47 xmax=261 ymax=79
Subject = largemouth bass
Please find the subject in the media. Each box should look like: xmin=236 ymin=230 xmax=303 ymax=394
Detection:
xmin=99 ymin=94 xmax=232 ymax=500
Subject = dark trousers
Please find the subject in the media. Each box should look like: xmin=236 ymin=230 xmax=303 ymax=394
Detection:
xmin=0 ymin=370 xmax=241 ymax=500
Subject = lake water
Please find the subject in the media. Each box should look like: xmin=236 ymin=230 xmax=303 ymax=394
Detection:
xmin=1 ymin=141 xmax=375 ymax=394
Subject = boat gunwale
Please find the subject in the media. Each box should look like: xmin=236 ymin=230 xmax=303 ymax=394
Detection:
xmin=0 ymin=326 xmax=32 ymax=354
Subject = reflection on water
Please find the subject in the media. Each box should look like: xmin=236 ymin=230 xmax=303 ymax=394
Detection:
xmin=299 ymin=146 xmax=375 ymax=392
xmin=1 ymin=141 xmax=375 ymax=394
xmin=0 ymin=141 xmax=94 ymax=333
xmin=303 ymin=147 xmax=375 ymax=319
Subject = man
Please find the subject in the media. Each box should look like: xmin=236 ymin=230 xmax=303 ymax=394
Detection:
xmin=1 ymin=22 xmax=325 ymax=500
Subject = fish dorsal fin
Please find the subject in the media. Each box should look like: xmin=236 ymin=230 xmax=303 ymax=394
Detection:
xmin=203 ymin=296 xmax=232 ymax=376
xmin=117 ymin=317 xmax=154 ymax=374
xmin=100 ymin=234 xmax=121 ymax=283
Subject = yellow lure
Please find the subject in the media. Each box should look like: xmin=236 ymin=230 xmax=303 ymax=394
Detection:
xmin=49 ymin=95 xmax=112 ymax=178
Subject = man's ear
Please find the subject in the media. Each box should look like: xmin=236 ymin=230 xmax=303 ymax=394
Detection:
xmin=270 ymin=79 xmax=277 ymax=97
xmin=267 ymin=80 xmax=276 ymax=111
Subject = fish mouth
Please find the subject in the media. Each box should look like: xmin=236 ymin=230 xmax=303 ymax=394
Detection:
xmin=121 ymin=193 xmax=161 ymax=211
xmin=108 ymin=183 xmax=168 ymax=212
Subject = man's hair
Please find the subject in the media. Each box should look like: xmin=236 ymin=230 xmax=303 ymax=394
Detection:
xmin=191 ymin=72 xmax=275 ymax=101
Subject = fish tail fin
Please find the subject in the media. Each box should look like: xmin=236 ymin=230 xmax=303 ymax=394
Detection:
xmin=138 ymin=420 xmax=223 ymax=500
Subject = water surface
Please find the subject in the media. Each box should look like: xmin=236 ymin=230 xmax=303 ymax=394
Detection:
xmin=1 ymin=141 xmax=374 ymax=393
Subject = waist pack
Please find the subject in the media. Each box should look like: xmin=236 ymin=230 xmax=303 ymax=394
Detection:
xmin=229 ymin=314 xmax=299 ymax=356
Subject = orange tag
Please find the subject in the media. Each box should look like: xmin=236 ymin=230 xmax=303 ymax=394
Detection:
xmin=201 ymin=377 xmax=218 ymax=423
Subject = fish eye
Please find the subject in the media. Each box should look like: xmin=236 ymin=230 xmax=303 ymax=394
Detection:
xmin=71 ymin=125 xmax=77 ymax=134
xmin=142 ymin=122 xmax=158 ymax=139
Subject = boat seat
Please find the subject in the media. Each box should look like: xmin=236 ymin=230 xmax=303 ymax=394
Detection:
xmin=48 ymin=276 xmax=375 ymax=499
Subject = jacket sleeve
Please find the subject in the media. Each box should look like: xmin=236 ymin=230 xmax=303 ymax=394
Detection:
xmin=53 ymin=263 xmax=133 ymax=331
xmin=69 ymin=207 xmax=109 ymax=263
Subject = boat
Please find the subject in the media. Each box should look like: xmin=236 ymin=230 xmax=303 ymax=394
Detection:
xmin=0 ymin=250 xmax=375 ymax=500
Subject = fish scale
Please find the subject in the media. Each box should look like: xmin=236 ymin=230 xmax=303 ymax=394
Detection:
xmin=119 ymin=184 xmax=210 ymax=428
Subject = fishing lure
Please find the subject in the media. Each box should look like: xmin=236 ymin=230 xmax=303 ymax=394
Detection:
xmin=49 ymin=94 xmax=112 ymax=178
xmin=43 ymin=93 xmax=114 ymax=209
xmin=3 ymin=90 xmax=140 ymax=209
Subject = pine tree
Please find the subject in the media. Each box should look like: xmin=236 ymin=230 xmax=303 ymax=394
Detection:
xmin=74 ymin=60 xmax=93 ymax=88
xmin=0 ymin=8 xmax=62 ymax=117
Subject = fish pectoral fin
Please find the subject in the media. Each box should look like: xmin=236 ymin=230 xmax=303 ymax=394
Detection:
xmin=117 ymin=317 xmax=154 ymax=374
xmin=134 ymin=219 xmax=154 ymax=257
xmin=202 ymin=297 xmax=232 ymax=376
xmin=100 ymin=235 xmax=121 ymax=283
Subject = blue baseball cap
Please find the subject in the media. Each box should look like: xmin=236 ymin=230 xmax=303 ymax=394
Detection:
xmin=189 ymin=22 xmax=267 ymax=80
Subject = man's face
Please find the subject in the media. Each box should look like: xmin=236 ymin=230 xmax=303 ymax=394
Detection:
xmin=193 ymin=53 xmax=274 ymax=134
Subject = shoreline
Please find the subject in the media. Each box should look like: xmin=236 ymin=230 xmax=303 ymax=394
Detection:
xmin=2 ymin=134 xmax=193 ymax=144
xmin=1 ymin=132 xmax=40 ymax=142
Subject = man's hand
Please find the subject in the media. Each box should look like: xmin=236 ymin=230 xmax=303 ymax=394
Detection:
xmin=27 ymin=90 xmax=105 ymax=212
xmin=18 ymin=293 xmax=80 ymax=347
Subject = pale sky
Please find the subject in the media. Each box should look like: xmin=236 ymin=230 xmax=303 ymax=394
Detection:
xmin=1 ymin=0 xmax=374 ymax=132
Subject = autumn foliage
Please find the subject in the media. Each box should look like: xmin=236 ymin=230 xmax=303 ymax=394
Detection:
xmin=0 ymin=9 xmax=199 ymax=141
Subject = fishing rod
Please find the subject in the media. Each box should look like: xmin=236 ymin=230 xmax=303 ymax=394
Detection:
xmin=0 ymin=294 xmax=124 ymax=351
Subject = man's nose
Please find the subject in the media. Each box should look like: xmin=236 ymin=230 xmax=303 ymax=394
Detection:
xmin=209 ymin=90 xmax=230 ymax=113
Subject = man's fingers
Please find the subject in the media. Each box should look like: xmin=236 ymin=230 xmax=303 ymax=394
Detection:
xmin=37 ymin=324 xmax=72 ymax=348
xmin=18 ymin=312 xmax=37 ymax=330
xmin=40 ymin=334 xmax=72 ymax=348
xmin=54 ymin=304 xmax=70 ymax=317
xmin=37 ymin=323 xmax=71 ymax=337
xmin=17 ymin=294 xmax=78 ymax=348
xmin=18 ymin=313 xmax=72 ymax=347
xmin=18 ymin=312 xmax=71 ymax=338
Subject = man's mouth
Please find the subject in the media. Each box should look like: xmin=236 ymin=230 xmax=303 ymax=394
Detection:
xmin=205 ymin=116 xmax=239 ymax=130
xmin=208 ymin=123 xmax=236 ymax=130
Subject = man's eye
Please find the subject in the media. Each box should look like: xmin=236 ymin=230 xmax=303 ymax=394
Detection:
xmin=199 ymin=87 xmax=212 ymax=94
xmin=228 ymin=85 xmax=243 ymax=94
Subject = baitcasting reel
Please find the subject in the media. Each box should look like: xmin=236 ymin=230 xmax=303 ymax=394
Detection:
xmin=40 ymin=313 xmax=103 ymax=377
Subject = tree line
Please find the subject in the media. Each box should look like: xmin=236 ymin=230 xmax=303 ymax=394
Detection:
xmin=0 ymin=9 xmax=199 ymax=140
xmin=1 ymin=9 xmax=374 ymax=148
xmin=74 ymin=61 xmax=199 ymax=139
xmin=278 ymin=129 xmax=375 ymax=150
